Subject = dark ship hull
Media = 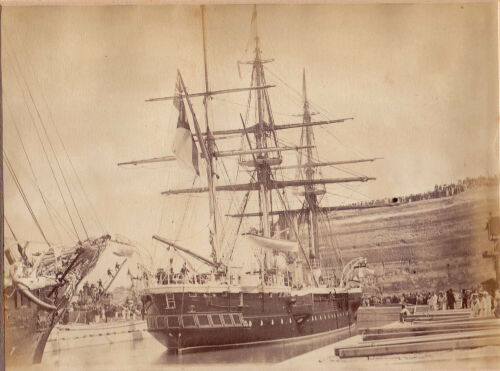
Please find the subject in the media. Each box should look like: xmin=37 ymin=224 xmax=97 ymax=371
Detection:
xmin=143 ymin=286 xmax=361 ymax=353
xmin=4 ymin=235 xmax=110 ymax=366
xmin=4 ymin=284 xmax=67 ymax=365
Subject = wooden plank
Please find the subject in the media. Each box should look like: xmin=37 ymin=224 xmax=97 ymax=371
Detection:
xmin=364 ymin=328 xmax=500 ymax=347
xmin=405 ymin=315 xmax=469 ymax=322
xmin=363 ymin=318 xmax=500 ymax=335
xmin=412 ymin=316 xmax=496 ymax=325
xmin=422 ymin=309 xmax=471 ymax=315
xmin=363 ymin=324 xmax=500 ymax=341
xmin=338 ymin=334 xmax=500 ymax=358
xmin=335 ymin=328 xmax=500 ymax=356
xmin=408 ymin=313 xmax=470 ymax=319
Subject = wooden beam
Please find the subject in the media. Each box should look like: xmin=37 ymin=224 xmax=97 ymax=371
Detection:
xmin=363 ymin=324 xmax=500 ymax=341
xmin=102 ymin=258 xmax=127 ymax=293
xmin=153 ymin=235 xmax=217 ymax=268
xmin=363 ymin=318 xmax=500 ymax=335
xmin=145 ymin=85 xmax=275 ymax=102
xmin=344 ymin=328 xmax=500 ymax=349
xmin=404 ymin=314 xmax=471 ymax=322
xmin=412 ymin=316 xmax=494 ymax=325
xmin=271 ymin=157 xmax=383 ymax=171
xmin=214 ymin=145 xmax=313 ymax=158
xmin=337 ymin=333 xmax=500 ymax=358
xmin=227 ymin=203 xmax=395 ymax=217
xmin=117 ymin=155 xmax=176 ymax=166
xmin=162 ymin=176 xmax=375 ymax=196
xmin=192 ymin=117 xmax=353 ymax=137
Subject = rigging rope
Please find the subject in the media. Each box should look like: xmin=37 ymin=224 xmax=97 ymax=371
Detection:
xmin=6 ymin=35 xmax=105 ymax=236
xmin=6 ymin=44 xmax=90 ymax=239
xmin=263 ymin=65 xmax=371 ymax=159
xmin=4 ymin=152 xmax=52 ymax=247
xmin=8 ymin=105 xmax=64 ymax=245
xmin=270 ymin=171 xmax=318 ymax=287
xmin=5 ymin=216 xmax=18 ymax=241
xmin=6 ymin=57 xmax=82 ymax=241
xmin=319 ymin=209 xmax=344 ymax=272
xmin=227 ymin=189 xmax=252 ymax=262
xmin=27 ymin=88 xmax=90 ymax=240
xmin=28 ymin=60 xmax=106 ymax=235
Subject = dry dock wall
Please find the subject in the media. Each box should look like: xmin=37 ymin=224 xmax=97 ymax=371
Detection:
xmin=318 ymin=186 xmax=498 ymax=292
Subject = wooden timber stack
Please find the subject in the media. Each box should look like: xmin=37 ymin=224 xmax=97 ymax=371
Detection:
xmin=356 ymin=306 xmax=465 ymax=331
xmin=336 ymin=310 xmax=500 ymax=358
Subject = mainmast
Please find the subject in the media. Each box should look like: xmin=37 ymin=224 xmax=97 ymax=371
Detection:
xmin=248 ymin=6 xmax=277 ymax=239
xmin=301 ymin=70 xmax=322 ymax=266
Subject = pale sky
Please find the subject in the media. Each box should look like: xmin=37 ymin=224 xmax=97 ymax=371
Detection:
xmin=3 ymin=3 xmax=498 ymax=285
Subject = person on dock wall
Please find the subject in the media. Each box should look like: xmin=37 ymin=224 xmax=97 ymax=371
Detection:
xmin=446 ymin=289 xmax=456 ymax=310
xmin=481 ymin=292 xmax=492 ymax=317
xmin=461 ymin=289 xmax=468 ymax=309
xmin=470 ymin=293 xmax=481 ymax=318
xmin=438 ymin=292 xmax=446 ymax=310
xmin=399 ymin=305 xmax=411 ymax=323
xmin=495 ymin=290 xmax=500 ymax=318
xmin=429 ymin=292 xmax=438 ymax=311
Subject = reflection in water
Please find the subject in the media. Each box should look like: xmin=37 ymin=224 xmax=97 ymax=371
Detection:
xmin=40 ymin=326 xmax=354 ymax=369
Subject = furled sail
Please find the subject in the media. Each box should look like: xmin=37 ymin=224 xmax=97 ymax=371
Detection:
xmin=241 ymin=233 xmax=298 ymax=253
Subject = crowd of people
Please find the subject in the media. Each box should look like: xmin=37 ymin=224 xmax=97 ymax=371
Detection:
xmin=363 ymin=285 xmax=498 ymax=319
xmin=63 ymin=261 xmax=143 ymax=325
xmin=362 ymin=291 xmax=434 ymax=306
xmin=155 ymin=260 xmax=215 ymax=285
xmin=348 ymin=175 xmax=498 ymax=208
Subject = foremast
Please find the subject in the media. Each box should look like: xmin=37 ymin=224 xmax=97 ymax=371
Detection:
xmin=200 ymin=5 xmax=220 ymax=265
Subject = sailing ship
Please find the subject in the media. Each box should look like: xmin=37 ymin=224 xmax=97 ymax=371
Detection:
xmin=3 ymin=40 xmax=111 ymax=363
xmin=120 ymin=6 xmax=379 ymax=353
xmin=4 ymin=235 xmax=110 ymax=364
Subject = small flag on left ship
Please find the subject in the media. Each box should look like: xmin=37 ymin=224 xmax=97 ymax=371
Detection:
xmin=172 ymin=73 xmax=200 ymax=176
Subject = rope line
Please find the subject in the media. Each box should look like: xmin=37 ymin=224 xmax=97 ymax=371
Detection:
xmin=6 ymin=43 xmax=89 ymax=239
xmin=4 ymin=152 xmax=51 ymax=247
xmin=5 ymin=216 xmax=18 ymax=241
xmin=7 ymin=104 xmax=65 ymax=245
xmin=6 ymin=57 xmax=82 ymax=241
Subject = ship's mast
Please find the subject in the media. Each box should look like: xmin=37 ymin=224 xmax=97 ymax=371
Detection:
xmin=151 ymin=6 xmax=379 ymax=282
xmin=249 ymin=7 xmax=278 ymax=239
xmin=200 ymin=6 xmax=220 ymax=265
xmin=254 ymin=40 xmax=271 ymax=238
xmin=301 ymin=70 xmax=321 ymax=266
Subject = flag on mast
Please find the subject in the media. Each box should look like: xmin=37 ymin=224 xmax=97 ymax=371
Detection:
xmin=172 ymin=74 xmax=200 ymax=176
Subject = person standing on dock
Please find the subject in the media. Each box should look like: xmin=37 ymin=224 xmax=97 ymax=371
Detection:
xmin=429 ymin=292 xmax=438 ymax=311
xmin=482 ymin=291 xmax=492 ymax=317
xmin=400 ymin=305 xmax=411 ymax=323
xmin=438 ymin=292 xmax=445 ymax=310
xmin=447 ymin=289 xmax=456 ymax=310
xmin=461 ymin=289 xmax=468 ymax=309
xmin=470 ymin=293 xmax=481 ymax=317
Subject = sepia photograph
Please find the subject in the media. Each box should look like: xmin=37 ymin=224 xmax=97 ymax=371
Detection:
xmin=1 ymin=2 xmax=499 ymax=370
